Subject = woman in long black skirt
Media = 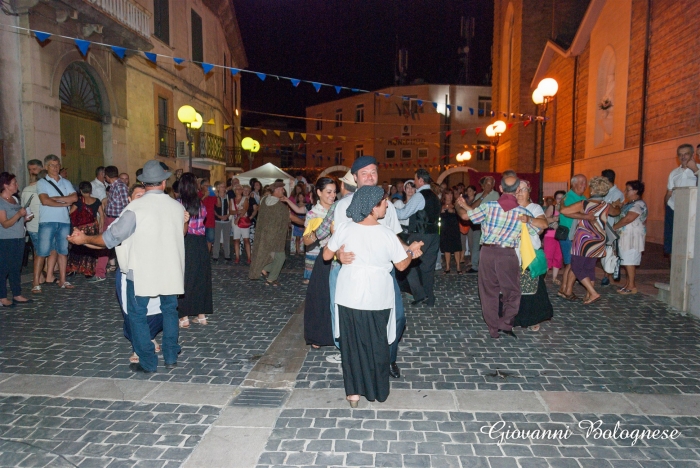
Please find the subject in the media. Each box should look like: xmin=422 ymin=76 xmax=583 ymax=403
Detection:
xmin=303 ymin=255 xmax=334 ymax=346
xmin=177 ymin=173 xmax=213 ymax=328
xmin=323 ymin=185 xmax=424 ymax=407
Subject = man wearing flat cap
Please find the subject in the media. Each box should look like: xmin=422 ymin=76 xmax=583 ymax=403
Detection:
xmin=68 ymin=160 xmax=185 ymax=373
xmin=318 ymin=156 xmax=422 ymax=378
xmin=456 ymin=174 xmax=538 ymax=339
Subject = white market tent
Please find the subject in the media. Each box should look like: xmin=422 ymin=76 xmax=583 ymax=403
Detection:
xmin=235 ymin=163 xmax=296 ymax=196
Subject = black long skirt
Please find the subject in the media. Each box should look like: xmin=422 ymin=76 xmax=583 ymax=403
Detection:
xmin=512 ymin=275 xmax=554 ymax=327
xmin=339 ymin=305 xmax=391 ymax=403
xmin=178 ymin=234 xmax=213 ymax=318
xmin=304 ymin=255 xmax=335 ymax=346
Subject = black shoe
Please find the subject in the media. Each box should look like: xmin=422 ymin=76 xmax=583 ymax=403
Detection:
xmin=129 ymin=363 xmax=156 ymax=374
xmin=164 ymin=362 xmax=177 ymax=370
xmin=425 ymin=297 xmax=435 ymax=307
xmin=211 ymin=258 xmax=218 ymax=262
xmin=498 ymin=329 xmax=517 ymax=339
xmin=224 ymin=257 xmax=232 ymax=262
xmin=466 ymin=268 xmax=478 ymax=274
xmin=411 ymin=297 xmax=426 ymax=306
xmin=389 ymin=362 xmax=401 ymax=379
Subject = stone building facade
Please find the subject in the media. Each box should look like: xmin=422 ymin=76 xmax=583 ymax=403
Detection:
xmin=493 ymin=0 xmax=700 ymax=244
xmin=0 ymin=0 xmax=246 ymax=186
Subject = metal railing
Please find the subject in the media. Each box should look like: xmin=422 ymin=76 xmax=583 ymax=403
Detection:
xmin=157 ymin=124 xmax=176 ymax=158
xmin=195 ymin=131 xmax=225 ymax=163
xmin=87 ymin=0 xmax=152 ymax=38
xmin=225 ymin=146 xmax=241 ymax=166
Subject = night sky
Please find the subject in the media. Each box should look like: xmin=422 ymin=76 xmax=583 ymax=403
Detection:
xmin=231 ymin=0 xmax=494 ymax=129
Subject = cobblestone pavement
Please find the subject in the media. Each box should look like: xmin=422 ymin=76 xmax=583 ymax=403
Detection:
xmin=257 ymin=408 xmax=700 ymax=468
xmin=0 ymin=258 xmax=307 ymax=386
xmin=2 ymin=252 xmax=700 ymax=467
xmin=297 ymin=273 xmax=700 ymax=394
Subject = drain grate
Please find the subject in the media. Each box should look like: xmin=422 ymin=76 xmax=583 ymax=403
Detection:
xmin=231 ymin=388 xmax=290 ymax=407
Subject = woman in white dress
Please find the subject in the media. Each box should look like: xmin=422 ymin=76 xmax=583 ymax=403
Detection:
xmin=324 ymin=186 xmax=423 ymax=407
xmin=613 ymin=180 xmax=647 ymax=295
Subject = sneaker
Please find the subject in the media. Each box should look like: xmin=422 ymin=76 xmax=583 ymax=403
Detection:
xmin=326 ymin=354 xmax=342 ymax=364
xmin=87 ymin=276 xmax=106 ymax=283
xmin=601 ymin=277 xmax=610 ymax=286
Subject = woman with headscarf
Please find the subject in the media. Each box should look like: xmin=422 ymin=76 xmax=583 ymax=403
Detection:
xmin=560 ymin=176 xmax=621 ymax=305
xmin=323 ymin=186 xmax=423 ymax=407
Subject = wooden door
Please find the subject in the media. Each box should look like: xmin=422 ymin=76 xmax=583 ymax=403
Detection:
xmin=60 ymin=112 xmax=103 ymax=186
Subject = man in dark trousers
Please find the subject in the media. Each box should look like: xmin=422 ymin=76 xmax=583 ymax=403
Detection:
xmin=396 ymin=169 xmax=441 ymax=307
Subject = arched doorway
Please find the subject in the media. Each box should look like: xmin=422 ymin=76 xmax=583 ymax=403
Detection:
xmin=319 ymin=165 xmax=349 ymax=178
xmin=436 ymin=166 xmax=477 ymax=187
xmin=59 ymin=62 xmax=105 ymax=185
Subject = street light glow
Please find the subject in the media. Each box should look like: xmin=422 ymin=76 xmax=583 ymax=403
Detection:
xmin=177 ymin=105 xmax=196 ymax=124
xmin=241 ymin=137 xmax=254 ymax=150
xmin=537 ymin=78 xmax=559 ymax=99
xmin=492 ymin=120 xmax=506 ymax=135
xmin=191 ymin=112 xmax=203 ymax=130
xmin=532 ymin=88 xmax=544 ymax=105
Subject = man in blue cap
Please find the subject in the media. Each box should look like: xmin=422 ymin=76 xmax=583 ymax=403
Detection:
xmin=317 ymin=156 xmax=422 ymax=379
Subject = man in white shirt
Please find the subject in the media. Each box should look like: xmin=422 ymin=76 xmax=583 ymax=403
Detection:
xmin=601 ymin=169 xmax=625 ymax=286
xmin=91 ymin=166 xmax=107 ymax=201
xmin=664 ymin=144 xmax=698 ymax=255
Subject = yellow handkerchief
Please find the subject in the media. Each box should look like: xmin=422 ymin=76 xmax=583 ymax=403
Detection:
xmin=520 ymin=222 xmax=536 ymax=271
xmin=303 ymin=217 xmax=323 ymax=236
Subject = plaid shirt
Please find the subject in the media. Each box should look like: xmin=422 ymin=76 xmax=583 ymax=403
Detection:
xmin=315 ymin=192 xmax=353 ymax=241
xmin=468 ymin=201 xmax=536 ymax=248
xmin=105 ymin=179 xmax=129 ymax=218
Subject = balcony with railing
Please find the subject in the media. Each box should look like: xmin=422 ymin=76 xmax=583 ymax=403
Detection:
xmin=157 ymin=124 xmax=176 ymax=159
xmin=194 ymin=131 xmax=226 ymax=165
xmin=87 ymin=0 xmax=151 ymax=37
xmin=225 ymin=146 xmax=241 ymax=167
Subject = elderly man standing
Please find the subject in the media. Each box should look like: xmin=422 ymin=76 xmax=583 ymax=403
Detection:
xmin=466 ymin=176 xmax=499 ymax=274
xmin=664 ymin=144 xmax=698 ymax=256
xmin=27 ymin=159 xmax=43 ymax=183
xmin=556 ymin=174 xmax=588 ymax=297
xmin=68 ymin=160 xmax=185 ymax=373
xmin=395 ymin=168 xmax=441 ymax=306
xmin=91 ymin=166 xmax=107 ymax=202
xmin=456 ymin=175 xmax=538 ymax=339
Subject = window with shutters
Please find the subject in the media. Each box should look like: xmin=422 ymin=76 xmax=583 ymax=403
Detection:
xmin=153 ymin=0 xmax=169 ymax=44
xmin=191 ymin=10 xmax=203 ymax=63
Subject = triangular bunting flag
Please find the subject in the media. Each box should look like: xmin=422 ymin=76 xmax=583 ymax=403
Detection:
xmin=502 ymin=112 xmax=507 ymax=117
xmin=507 ymin=123 xmax=514 ymax=129
xmin=261 ymin=129 xmax=268 ymax=135
xmin=469 ymin=108 xmax=474 ymax=115
xmin=290 ymin=78 xmax=300 ymax=87
xmin=446 ymin=105 xmax=452 ymax=110
xmin=35 ymin=31 xmax=51 ymax=43
xmin=273 ymin=130 xmax=281 ymax=137
xmin=75 ymin=39 xmax=90 ymax=57
xmin=417 ymin=100 xmax=423 ymax=106
xmin=230 ymin=68 xmax=239 ymax=76
xmin=523 ymin=120 xmax=531 ymax=127
xmin=256 ymin=72 xmax=266 ymax=81
xmin=288 ymin=132 xmax=295 ymax=139
xmin=340 ymin=136 xmax=346 ymax=141
xmin=144 ymin=52 xmax=157 ymax=63
xmin=445 ymin=131 xmax=452 ymax=137
xmin=312 ymin=82 xmax=322 ymax=92
xmin=300 ymin=133 xmax=307 ymax=141
xmin=490 ymin=111 xmax=495 ymax=116
xmin=201 ymin=63 xmax=214 ymax=74
xmin=111 ymin=46 xmax=126 ymax=59
xmin=460 ymin=129 xmax=467 ymax=137
xmin=243 ymin=127 xmax=250 ymax=131
xmin=334 ymin=86 xmax=342 ymax=94
xmin=315 ymin=134 xmax=321 ymax=141
xmin=432 ymin=102 xmax=438 ymax=109
xmin=173 ymin=57 xmax=185 ymax=65
xmin=327 ymin=135 xmax=334 ymax=140
xmin=475 ymin=128 xmax=481 ymax=135
xmin=478 ymin=109 xmax=484 ymax=116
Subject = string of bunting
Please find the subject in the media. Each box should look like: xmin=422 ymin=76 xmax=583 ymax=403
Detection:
xmin=6 ymin=24 xmax=546 ymax=121
xmin=279 ymin=162 xmax=478 ymax=173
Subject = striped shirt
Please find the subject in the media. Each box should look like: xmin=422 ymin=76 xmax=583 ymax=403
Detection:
xmin=468 ymin=201 xmax=536 ymax=248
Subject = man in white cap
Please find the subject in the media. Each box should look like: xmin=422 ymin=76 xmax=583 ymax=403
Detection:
xmin=68 ymin=160 xmax=186 ymax=373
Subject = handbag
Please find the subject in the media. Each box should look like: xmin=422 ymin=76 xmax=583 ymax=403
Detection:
xmin=237 ymin=216 xmax=252 ymax=229
xmin=554 ymin=225 xmax=569 ymax=241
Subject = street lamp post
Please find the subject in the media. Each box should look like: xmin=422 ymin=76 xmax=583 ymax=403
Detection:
xmin=532 ymin=78 xmax=559 ymax=203
xmin=485 ymin=120 xmax=506 ymax=172
xmin=177 ymin=105 xmax=203 ymax=172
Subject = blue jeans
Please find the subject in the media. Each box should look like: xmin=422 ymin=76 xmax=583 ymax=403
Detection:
xmin=664 ymin=205 xmax=673 ymax=255
xmin=558 ymin=239 xmax=572 ymax=265
xmin=37 ymin=222 xmax=70 ymax=257
xmin=126 ymin=279 xmax=180 ymax=371
xmin=389 ymin=268 xmax=406 ymax=364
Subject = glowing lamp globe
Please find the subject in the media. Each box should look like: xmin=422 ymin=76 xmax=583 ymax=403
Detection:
xmin=191 ymin=113 xmax=203 ymax=130
xmin=462 ymin=151 xmax=472 ymax=161
xmin=251 ymin=140 xmax=260 ymax=153
xmin=537 ymin=78 xmax=559 ymax=98
xmin=177 ymin=105 xmax=196 ymax=124
xmin=492 ymin=120 xmax=506 ymax=135
xmin=532 ymin=88 xmax=544 ymax=105
xmin=485 ymin=124 xmax=496 ymax=138
xmin=241 ymin=137 xmax=254 ymax=150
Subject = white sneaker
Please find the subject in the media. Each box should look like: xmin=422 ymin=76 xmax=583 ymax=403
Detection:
xmin=326 ymin=354 xmax=342 ymax=364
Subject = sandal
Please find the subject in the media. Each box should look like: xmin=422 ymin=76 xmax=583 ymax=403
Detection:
xmin=31 ymin=285 xmax=42 ymax=294
xmin=444 ymin=270 xmax=451 ymax=274
xmin=583 ymin=295 xmax=601 ymax=305
xmin=59 ymin=282 xmax=75 ymax=289
xmin=129 ymin=353 xmax=139 ymax=364
xmin=302 ymin=279 xmax=309 ymax=285
xmin=553 ymin=279 xmax=561 ymax=286
xmin=152 ymin=340 xmax=161 ymax=353
xmin=617 ymin=287 xmax=638 ymax=295
xmin=265 ymin=280 xmax=280 ymax=287
xmin=346 ymin=395 xmax=360 ymax=408
xmin=179 ymin=318 xmax=190 ymax=328
xmin=530 ymin=324 xmax=540 ymax=332
xmin=191 ymin=317 xmax=208 ymax=325
xmin=564 ymin=293 xmax=578 ymax=301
